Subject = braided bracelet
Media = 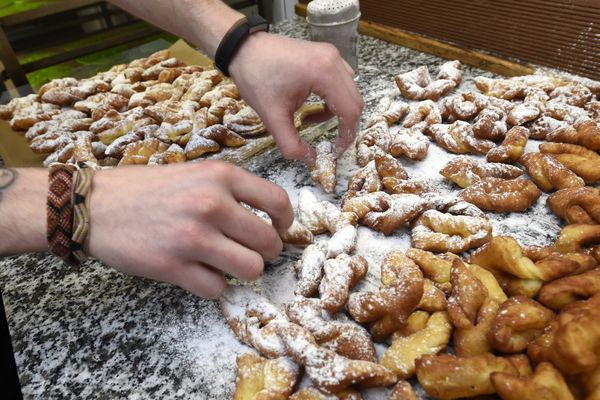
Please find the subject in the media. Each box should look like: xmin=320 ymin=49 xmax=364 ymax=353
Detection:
xmin=71 ymin=164 xmax=94 ymax=263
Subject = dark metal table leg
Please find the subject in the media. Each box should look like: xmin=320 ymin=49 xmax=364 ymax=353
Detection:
xmin=0 ymin=25 xmax=29 ymax=90
xmin=0 ymin=290 xmax=22 ymax=400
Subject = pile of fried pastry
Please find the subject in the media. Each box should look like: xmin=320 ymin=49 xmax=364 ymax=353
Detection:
xmin=0 ymin=49 xmax=267 ymax=167
xmin=225 ymin=61 xmax=600 ymax=399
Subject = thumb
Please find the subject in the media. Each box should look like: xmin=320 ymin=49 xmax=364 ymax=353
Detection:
xmin=264 ymin=107 xmax=316 ymax=163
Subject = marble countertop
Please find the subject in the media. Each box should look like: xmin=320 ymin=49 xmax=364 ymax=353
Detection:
xmin=1 ymin=17 xmax=550 ymax=400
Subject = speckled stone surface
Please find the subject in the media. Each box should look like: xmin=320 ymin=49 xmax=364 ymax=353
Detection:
xmin=0 ymin=17 xmax=519 ymax=400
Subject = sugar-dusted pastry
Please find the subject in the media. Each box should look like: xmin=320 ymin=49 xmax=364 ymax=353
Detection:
xmin=506 ymin=102 xmax=541 ymax=126
xmin=233 ymin=353 xmax=299 ymax=400
xmin=440 ymin=156 xmax=523 ymax=188
xmin=388 ymin=125 xmax=430 ymax=161
xmin=411 ymin=210 xmax=492 ymax=254
xmin=346 ymin=161 xmax=381 ymax=195
xmin=389 ymin=381 xmax=419 ymax=400
xmin=547 ymin=119 xmax=600 ymax=151
xmin=459 ymin=177 xmax=541 ymax=212
xmin=474 ymin=76 xmax=528 ymax=100
xmin=427 ymin=121 xmax=495 ymax=155
xmin=491 ymin=362 xmax=575 ymax=400
xmin=355 ymin=121 xmax=390 ymax=166
xmin=417 ymin=279 xmax=447 ymax=312
xmin=553 ymin=224 xmax=600 ymax=254
xmin=365 ymin=97 xmax=409 ymax=128
xmin=374 ymin=151 xmax=408 ymax=181
xmin=183 ymin=131 xmax=220 ymax=159
xmin=290 ymin=387 xmax=363 ymax=400
xmin=547 ymin=186 xmax=600 ymax=224
xmin=199 ymin=83 xmax=240 ymax=107
xmin=105 ymin=124 xmax=155 ymax=158
xmin=550 ymin=83 xmax=593 ymax=108
xmin=382 ymin=176 xmax=433 ymax=195
xmin=539 ymin=142 xmax=600 ymax=184
xmin=486 ymin=126 xmax=528 ymax=164
xmin=525 ymin=115 xmax=567 ymax=140
xmin=280 ymin=220 xmax=314 ymax=246
xmin=519 ymin=152 xmax=585 ymax=191
xmin=10 ymin=101 xmax=61 ymax=131
xmin=221 ymin=287 xmax=396 ymax=393
xmin=0 ymin=93 xmax=38 ymax=119
xmin=118 ymin=137 xmax=169 ymax=165
xmin=395 ymin=64 xmax=457 ymax=101
xmin=348 ymin=250 xmax=424 ymax=341
xmin=154 ymin=120 xmax=193 ymax=143
xmin=447 ymin=259 xmax=498 ymax=357
xmin=538 ymin=268 xmax=600 ymax=310
xmin=297 ymin=188 xmax=356 ymax=235
xmin=416 ymin=353 xmax=530 ymax=400
xmin=311 ymin=141 xmax=337 ymax=194
xmin=223 ymin=104 xmax=266 ymax=137
xmin=487 ymin=296 xmax=554 ymax=353
xmin=528 ymin=294 xmax=600 ymax=374
xmin=39 ymin=77 xmax=110 ymax=106
xmin=402 ymin=100 xmax=442 ymax=130
xmin=319 ymin=254 xmax=368 ymax=314
xmin=207 ymin=96 xmax=241 ymax=123
xmin=439 ymin=92 xmax=486 ymax=123
xmin=436 ymin=60 xmax=463 ymax=85
xmin=147 ymin=143 xmax=186 ymax=165
xmin=472 ymin=107 xmax=508 ymax=141
xmin=284 ymin=297 xmax=376 ymax=362
xmin=73 ymin=92 xmax=128 ymax=116
xmin=381 ymin=311 xmax=452 ymax=379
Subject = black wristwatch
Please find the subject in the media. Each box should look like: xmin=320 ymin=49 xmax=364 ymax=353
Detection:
xmin=215 ymin=15 xmax=270 ymax=76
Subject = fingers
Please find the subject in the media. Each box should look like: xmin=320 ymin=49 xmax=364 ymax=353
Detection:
xmin=174 ymin=263 xmax=227 ymax=299
xmin=218 ymin=198 xmax=283 ymax=261
xmin=264 ymin=108 xmax=316 ymax=162
xmin=226 ymin=165 xmax=294 ymax=235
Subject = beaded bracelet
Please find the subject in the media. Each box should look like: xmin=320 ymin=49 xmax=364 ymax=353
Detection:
xmin=47 ymin=163 xmax=94 ymax=266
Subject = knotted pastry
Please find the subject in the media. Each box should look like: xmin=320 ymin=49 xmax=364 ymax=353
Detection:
xmin=233 ymin=353 xmax=299 ymax=400
xmin=319 ymin=254 xmax=368 ymax=314
xmin=9 ymin=101 xmax=60 ymax=131
xmin=394 ymin=61 xmax=460 ymax=101
xmin=199 ymin=83 xmax=239 ymax=107
xmin=223 ymin=104 xmax=266 ymax=137
xmin=427 ymin=121 xmax=495 ymax=155
xmin=25 ymin=110 xmax=92 ymax=140
xmin=506 ymin=102 xmax=541 ymax=126
xmin=380 ymin=311 xmax=452 ymax=379
xmin=181 ymin=79 xmax=213 ymax=102
xmin=104 ymin=124 xmax=155 ymax=158
xmin=447 ymin=259 xmax=498 ymax=357
xmin=389 ymin=381 xmax=418 ymax=400
xmin=147 ymin=143 xmax=186 ymax=165
xmin=347 ymin=250 xmax=424 ymax=341
xmin=284 ymin=297 xmax=376 ymax=362
xmin=221 ymin=287 xmax=396 ymax=393
xmin=525 ymin=115 xmax=567 ymax=140
xmin=365 ymin=97 xmax=409 ymax=127
xmin=297 ymin=189 xmax=356 ymax=236
xmin=473 ymin=106 xmax=508 ymax=141
xmin=543 ymin=101 xmax=589 ymax=125
xmin=290 ymin=387 xmax=363 ymax=400
xmin=355 ymin=122 xmax=390 ymax=167
xmin=550 ymin=83 xmax=593 ymax=108
xmin=486 ymin=126 xmax=529 ymax=164
xmin=553 ymin=224 xmax=600 ymax=254
xmin=491 ymin=362 xmax=575 ymax=400
xmin=0 ymin=94 xmax=38 ymax=119
xmin=184 ymin=132 xmax=220 ymax=159
xmin=402 ymin=100 xmax=442 ymax=130
xmin=311 ymin=141 xmax=337 ymax=194
xmin=388 ymin=125 xmax=429 ymax=161
xmin=280 ymin=220 xmax=314 ymax=246
xmin=439 ymin=92 xmax=486 ymax=122
xmin=539 ymin=142 xmax=600 ymax=184
xmin=519 ymin=152 xmax=585 ymax=191
xmin=547 ymin=186 xmax=600 ymax=224
xmin=417 ymin=279 xmax=447 ymax=312
xmin=415 ymin=353 xmax=531 ymax=400
xmin=39 ymin=77 xmax=110 ymax=105
xmin=118 ymin=137 xmax=169 ymax=165
xmin=487 ymin=296 xmax=554 ymax=353
xmin=381 ymin=176 xmax=433 ymax=195
xmin=459 ymin=177 xmax=541 ymax=212
xmin=341 ymin=192 xmax=431 ymax=235
xmin=346 ymin=161 xmax=381 ymax=195
xmin=154 ymin=120 xmax=193 ymax=144
xmin=207 ymin=96 xmax=241 ymax=124
xmin=440 ymin=156 xmax=523 ymax=188
xmin=528 ymin=294 xmax=600 ymax=375
xmin=547 ymin=119 xmax=600 ymax=151
xmin=73 ymin=92 xmax=128 ymax=116
xmin=538 ymin=268 xmax=600 ymax=311
xmin=411 ymin=210 xmax=492 ymax=253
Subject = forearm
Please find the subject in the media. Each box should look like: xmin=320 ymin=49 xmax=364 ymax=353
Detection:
xmin=108 ymin=0 xmax=243 ymax=58
xmin=0 ymin=168 xmax=47 ymax=256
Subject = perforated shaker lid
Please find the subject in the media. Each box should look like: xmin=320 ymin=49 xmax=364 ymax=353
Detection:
xmin=306 ymin=0 xmax=360 ymax=26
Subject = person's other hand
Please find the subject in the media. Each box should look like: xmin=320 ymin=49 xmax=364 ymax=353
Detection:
xmin=87 ymin=161 xmax=293 ymax=298
xmin=229 ymin=32 xmax=363 ymax=163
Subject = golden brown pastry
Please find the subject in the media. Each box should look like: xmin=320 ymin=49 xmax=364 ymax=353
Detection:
xmin=538 ymin=268 xmax=600 ymax=311
xmin=553 ymin=224 xmax=600 ymax=254
xmin=519 ymin=152 xmax=585 ymax=191
xmin=459 ymin=177 xmax=541 ymax=212
xmin=417 ymin=279 xmax=447 ymax=312
xmin=183 ymin=132 xmax=220 ymax=159
xmin=290 ymin=387 xmax=363 ymax=400
xmin=199 ymin=83 xmax=240 ymax=107
xmin=311 ymin=141 xmax=337 ymax=194
xmin=403 ymin=100 xmax=443 ymax=130
xmin=491 ymin=362 xmax=575 ymax=400
xmin=395 ymin=61 xmax=460 ymax=101
xmin=388 ymin=126 xmax=430 ymax=161
xmin=381 ymin=177 xmax=432 ymax=195
xmin=223 ymin=104 xmax=266 ymax=137
xmin=439 ymin=156 xmax=523 ymax=188
xmin=550 ymin=83 xmax=593 ymax=107
xmin=525 ymin=115 xmax=567 ymax=140
xmin=280 ymin=220 xmax=314 ymax=246
xmin=365 ymin=97 xmax=409 ymax=127
xmin=233 ymin=353 xmax=299 ymax=400
xmin=473 ymin=106 xmax=508 ymax=141
xmin=380 ymin=311 xmax=452 ymax=379
xmin=487 ymin=296 xmax=554 ymax=353
xmin=506 ymin=102 xmax=541 ymax=126
xmin=427 ymin=121 xmax=495 ymax=155
xmin=539 ymin=142 xmax=600 ymax=184
xmin=319 ymin=254 xmax=368 ymax=314
xmin=439 ymin=92 xmax=486 ymax=122
xmin=411 ymin=210 xmax=492 ymax=253
xmin=346 ymin=161 xmax=382 ymax=195
xmin=347 ymin=250 xmax=424 ymax=341
xmin=447 ymin=259 xmax=498 ymax=357
xmin=221 ymin=287 xmax=396 ymax=393
xmin=547 ymin=186 xmax=600 ymax=224
xmin=284 ymin=297 xmax=376 ymax=362
xmin=546 ymin=119 xmax=600 ymax=151
xmin=355 ymin=122 xmax=390 ymax=167
xmin=388 ymin=381 xmax=419 ymax=400
xmin=474 ymin=76 xmax=528 ymax=100
xmin=486 ymin=126 xmax=529 ymax=164
xmin=118 ymin=137 xmax=169 ymax=165
xmin=147 ymin=143 xmax=187 ymax=165
xmin=415 ymin=353 xmax=529 ymax=400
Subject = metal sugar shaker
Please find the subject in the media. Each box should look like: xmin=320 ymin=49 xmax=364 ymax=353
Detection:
xmin=306 ymin=0 xmax=360 ymax=72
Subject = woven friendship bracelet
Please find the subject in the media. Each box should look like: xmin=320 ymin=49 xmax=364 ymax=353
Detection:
xmin=47 ymin=163 xmax=79 ymax=266
xmin=71 ymin=165 xmax=94 ymax=263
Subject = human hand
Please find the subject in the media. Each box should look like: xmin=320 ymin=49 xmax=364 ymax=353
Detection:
xmin=229 ymin=32 xmax=363 ymax=163
xmin=87 ymin=161 xmax=293 ymax=298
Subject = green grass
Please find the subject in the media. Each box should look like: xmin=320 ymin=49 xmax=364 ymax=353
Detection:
xmin=0 ymin=0 xmax=56 ymax=18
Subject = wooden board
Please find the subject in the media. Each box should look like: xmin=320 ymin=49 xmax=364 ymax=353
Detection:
xmin=295 ymin=3 xmax=534 ymax=77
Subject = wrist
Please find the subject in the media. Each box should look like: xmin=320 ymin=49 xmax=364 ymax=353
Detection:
xmin=228 ymin=31 xmax=270 ymax=79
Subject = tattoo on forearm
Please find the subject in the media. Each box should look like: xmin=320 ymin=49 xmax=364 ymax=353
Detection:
xmin=0 ymin=168 xmax=16 ymax=203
